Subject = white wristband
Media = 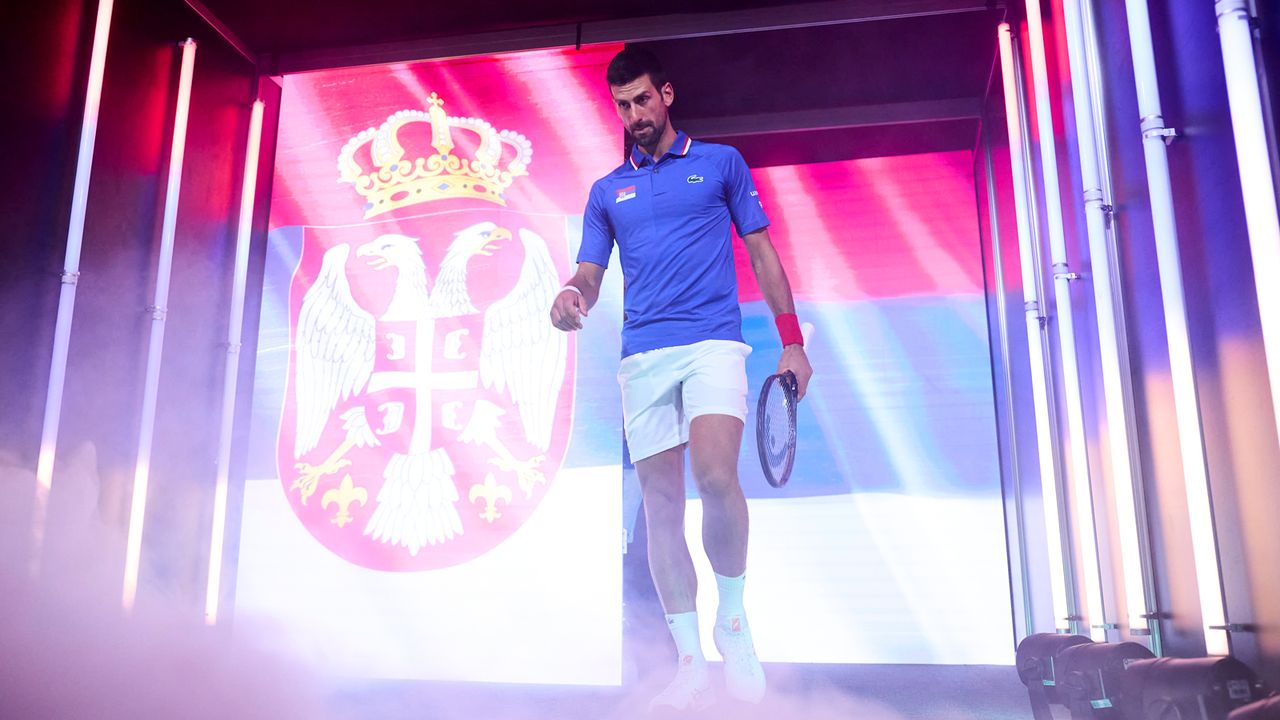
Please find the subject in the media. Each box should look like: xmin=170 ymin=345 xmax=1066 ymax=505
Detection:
xmin=561 ymin=284 xmax=583 ymax=297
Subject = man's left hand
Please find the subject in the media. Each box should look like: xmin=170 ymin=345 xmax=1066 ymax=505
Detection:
xmin=778 ymin=344 xmax=812 ymax=401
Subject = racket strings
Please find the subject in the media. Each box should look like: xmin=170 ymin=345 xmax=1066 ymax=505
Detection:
xmin=757 ymin=373 xmax=797 ymax=488
xmin=762 ymin=385 xmax=793 ymax=467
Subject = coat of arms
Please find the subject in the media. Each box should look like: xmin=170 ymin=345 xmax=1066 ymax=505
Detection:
xmin=277 ymin=93 xmax=574 ymax=570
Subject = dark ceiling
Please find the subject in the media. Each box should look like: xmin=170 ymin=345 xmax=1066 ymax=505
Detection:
xmin=191 ymin=0 xmax=1005 ymax=165
xmin=196 ymin=0 xmax=796 ymax=56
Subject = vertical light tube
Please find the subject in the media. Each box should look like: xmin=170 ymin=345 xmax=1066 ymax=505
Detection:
xmin=1122 ymin=0 xmax=1229 ymax=656
xmin=999 ymin=22 xmax=1076 ymax=634
xmin=123 ymin=38 xmax=198 ymax=612
xmin=1024 ymin=0 xmax=1108 ymax=642
xmin=984 ymin=139 xmax=1036 ymax=641
xmin=1061 ymin=0 xmax=1156 ymax=640
xmin=32 ymin=0 xmax=116 ymax=573
xmin=1217 ymin=0 xmax=1280 ymax=442
xmin=205 ymin=98 xmax=264 ymax=625
xmin=1080 ymin=0 xmax=1163 ymax=655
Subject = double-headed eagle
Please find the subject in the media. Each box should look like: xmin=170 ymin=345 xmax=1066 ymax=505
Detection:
xmin=289 ymin=221 xmax=567 ymax=555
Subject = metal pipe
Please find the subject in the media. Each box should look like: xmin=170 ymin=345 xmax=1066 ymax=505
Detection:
xmin=1062 ymin=0 xmax=1156 ymax=644
xmin=122 ymin=38 xmax=198 ymax=612
xmin=999 ymin=22 xmax=1078 ymax=634
xmin=1023 ymin=0 xmax=1108 ymax=642
xmin=1014 ymin=30 xmax=1082 ymax=636
xmin=984 ymin=136 xmax=1035 ymax=642
xmin=205 ymin=98 xmax=265 ymax=625
xmin=1080 ymin=0 xmax=1163 ymax=657
xmin=1122 ymin=0 xmax=1229 ymax=656
xmin=1216 ymin=0 xmax=1280 ymax=446
xmin=32 ymin=0 xmax=116 ymax=574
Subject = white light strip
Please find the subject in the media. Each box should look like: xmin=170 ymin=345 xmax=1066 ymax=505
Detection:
xmin=123 ymin=38 xmax=198 ymax=612
xmin=983 ymin=140 xmax=1036 ymax=641
xmin=1082 ymin=0 xmax=1164 ymax=655
xmin=205 ymin=98 xmax=265 ymax=625
xmin=1062 ymin=0 xmax=1153 ymax=639
xmin=1217 ymin=0 xmax=1280 ymax=445
xmin=32 ymin=0 xmax=116 ymax=574
xmin=1024 ymin=0 xmax=1108 ymax=642
xmin=999 ymin=22 xmax=1073 ymax=633
xmin=1122 ymin=0 xmax=1229 ymax=656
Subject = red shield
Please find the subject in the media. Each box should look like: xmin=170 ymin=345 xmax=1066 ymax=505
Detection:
xmin=278 ymin=211 xmax=575 ymax=571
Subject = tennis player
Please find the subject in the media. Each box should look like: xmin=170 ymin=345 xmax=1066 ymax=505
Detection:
xmin=550 ymin=47 xmax=812 ymax=710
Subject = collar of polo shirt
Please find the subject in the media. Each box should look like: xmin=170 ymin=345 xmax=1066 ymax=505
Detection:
xmin=629 ymin=131 xmax=693 ymax=170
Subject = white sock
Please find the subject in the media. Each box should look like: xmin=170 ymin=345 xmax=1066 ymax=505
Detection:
xmin=665 ymin=612 xmax=707 ymax=667
xmin=715 ymin=572 xmax=746 ymax=625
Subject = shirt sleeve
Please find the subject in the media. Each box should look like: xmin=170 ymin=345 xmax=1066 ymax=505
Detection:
xmin=722 ymin=147 xmax=770 ymax=237
xmin=576 ymin=180 xmax=614 ymax=267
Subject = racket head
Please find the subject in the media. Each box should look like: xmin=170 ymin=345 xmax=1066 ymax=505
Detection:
xmin=756 ymin=370 xmax=798 ymax=488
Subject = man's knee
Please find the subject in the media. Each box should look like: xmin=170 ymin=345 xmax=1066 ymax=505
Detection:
xmin=691 ymin=462 xmax=739 ymax=499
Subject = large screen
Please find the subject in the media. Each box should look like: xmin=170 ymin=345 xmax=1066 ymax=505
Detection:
xmin=238 ymin=45 xmax=1013 ymax=687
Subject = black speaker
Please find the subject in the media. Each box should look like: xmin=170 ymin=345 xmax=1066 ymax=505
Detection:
xmin=1017 ymin=633 xmax=1096 ymax=718
xmin=1122 ymin=656 xmax=1265 ymax=719
xmin=1055 ymin=640 xmax=1156 ymax=719
xmin=1228 ymin=695 xmax=1280 ymax=720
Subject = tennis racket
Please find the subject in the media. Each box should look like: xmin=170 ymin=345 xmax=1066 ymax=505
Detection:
xmin=756 ymin=370 xmax=798 ymax=488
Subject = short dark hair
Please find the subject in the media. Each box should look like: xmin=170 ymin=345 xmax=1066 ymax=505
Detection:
xmin=606 ymin=47 xmax=668 ymax=91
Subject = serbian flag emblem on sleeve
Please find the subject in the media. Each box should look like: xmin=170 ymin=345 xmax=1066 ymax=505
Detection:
xmin=615 ymin=185 xmax=636 ymax=203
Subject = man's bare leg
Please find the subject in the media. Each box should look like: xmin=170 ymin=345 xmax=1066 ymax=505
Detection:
xmin=636 ymin=443 xmax=695 ymax=613
xmin=689 ymin=413 xmax=765 ymax=703
xmin=688 ymin=415 xmax=747 ymax=576
xmin=636 ymin=443 xmax=713 ymax=711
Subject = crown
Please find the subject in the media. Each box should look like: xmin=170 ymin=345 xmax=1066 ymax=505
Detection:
xmin=337 ymin=92 xmax=532 ymax=218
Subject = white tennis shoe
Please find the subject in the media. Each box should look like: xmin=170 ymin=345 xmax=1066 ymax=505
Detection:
xmin=714 ymin=615 xmax=766 ymax=703
xmin=649 ymin=655 xmax=714 ymax=712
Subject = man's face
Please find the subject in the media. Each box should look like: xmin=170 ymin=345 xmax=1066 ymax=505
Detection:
xmin=609 ymin=74 xmax=673 ymax=149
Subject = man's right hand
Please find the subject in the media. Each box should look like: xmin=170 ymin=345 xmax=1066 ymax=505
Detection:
xmin=550 ymin=288 xmax=589 ymax=331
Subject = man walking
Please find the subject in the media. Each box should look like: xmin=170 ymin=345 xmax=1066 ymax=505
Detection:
xmin=550 ymin=47 xmax=812 ymax=711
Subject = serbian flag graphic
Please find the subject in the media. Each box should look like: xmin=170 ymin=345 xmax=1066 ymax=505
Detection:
xmin=238 ymin=47 xmax=630 ymax=685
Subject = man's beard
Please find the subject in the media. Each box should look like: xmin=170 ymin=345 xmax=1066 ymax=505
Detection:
xmin=631 ymin=119 xmax=663 ymax=149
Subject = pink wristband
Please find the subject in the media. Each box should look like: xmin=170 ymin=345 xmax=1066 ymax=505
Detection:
xmin=775 ymin=313 xmax=804 ymax=347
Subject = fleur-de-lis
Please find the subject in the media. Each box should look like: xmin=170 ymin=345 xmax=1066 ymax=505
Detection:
xmin=321 ymin=474 xmax=368 ymax=528
xmin=468 ymin=473 xmax=512 ymax=523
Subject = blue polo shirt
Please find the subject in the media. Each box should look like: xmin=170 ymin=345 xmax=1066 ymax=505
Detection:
xmin=578 ymin=132 xmax=770 ymax=358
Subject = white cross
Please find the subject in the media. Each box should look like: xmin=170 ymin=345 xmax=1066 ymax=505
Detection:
xmin=366 ymin=318 xmax=478 ymax=454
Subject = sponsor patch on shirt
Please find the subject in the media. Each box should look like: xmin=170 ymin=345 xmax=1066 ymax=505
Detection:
xmin=615 ymin=185 xmax=637 ymax=203
xmin=687 ymin=174 xmax=704 ymax=184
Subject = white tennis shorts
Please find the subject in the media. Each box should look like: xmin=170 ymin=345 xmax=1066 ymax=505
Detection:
xmin=617 ymin=339 xmax=752 ymax=462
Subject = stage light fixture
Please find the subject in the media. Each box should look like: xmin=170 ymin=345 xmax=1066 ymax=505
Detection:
xmin=1228 ymin=694 xmax=1280 ymax=719
xmin=1062 ymin=0 xmax=1158 ymax=642
xmin=1122 ymin=656 xmax=1266 ymax=719
xmin=123 ymin=38 xmax=198 ymax=612
xmin=999 ymin=22 xmax=1076 ymax=634
xmin=1122 ymin=0 xmax=1230 ymax=657
xmin=1216 ymin=0 xmax=1280 ymax=445
xmin=1016 ymin=632 xmax=1094 ymax=718
xmin=1025 ymin=0 xmax=1108 ymax=642
xmin=982 ymin=139 xmax=1036 ymax=639
xmin=1056 ymin=640 xmax=1155 ymax=717
xmin=33 ymin=0 xmax=116 ymax=574
xmin=206 ymin=97 xmax=265 ymax=626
